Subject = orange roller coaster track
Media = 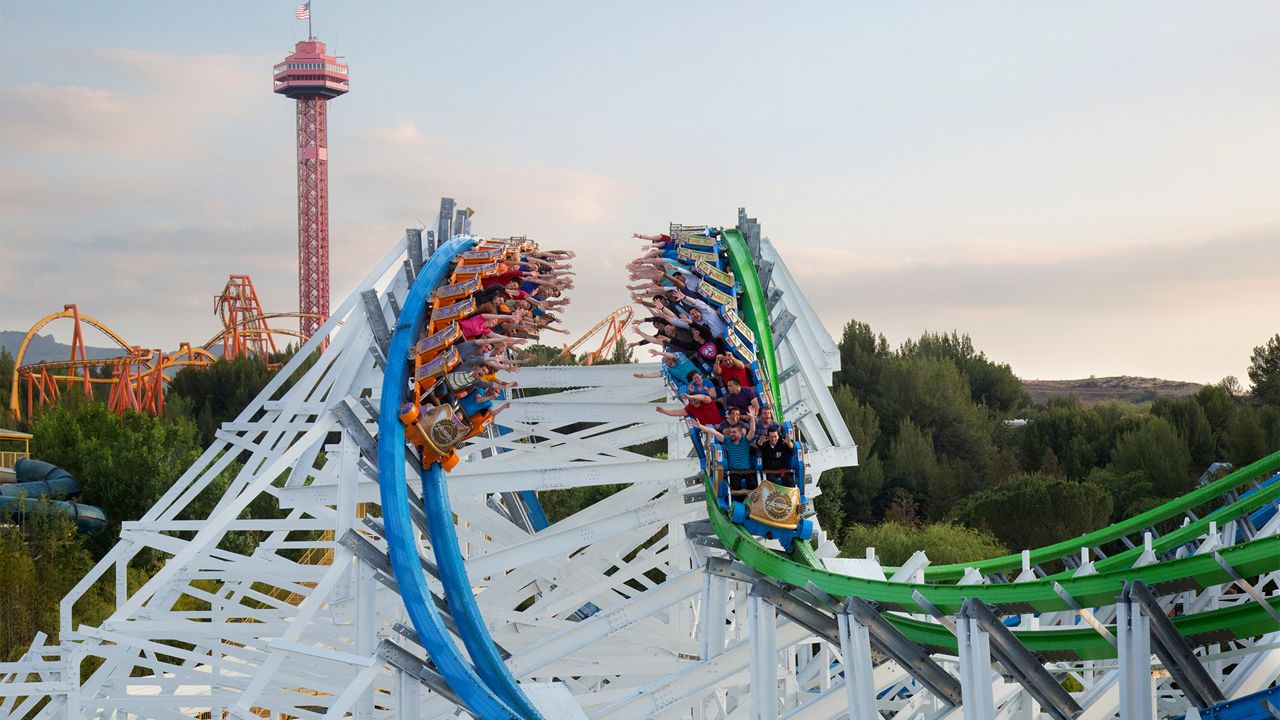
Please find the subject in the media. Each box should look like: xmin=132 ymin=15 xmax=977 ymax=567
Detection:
xmin=555 ymin=307 xmax=634 ymax=365
xmin=9 ymin=275 xmax=320 ymax=420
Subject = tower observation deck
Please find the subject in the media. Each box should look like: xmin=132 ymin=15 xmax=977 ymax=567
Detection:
xmin=273 ymin=39 xmax=348 ymax=340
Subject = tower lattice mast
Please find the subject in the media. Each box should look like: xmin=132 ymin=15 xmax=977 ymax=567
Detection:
xmin=273 ymin=37 xmax=349 ymax=339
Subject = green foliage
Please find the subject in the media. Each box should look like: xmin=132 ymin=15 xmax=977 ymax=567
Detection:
xmin=835 ymin=320 xmax=889 ymax=402
xmin=1018 ymin=400 xmax=1144 ymax=480
xmin=0 ymin=347 xmax=15 ymax=423
xmin=813 ymin=468 xmax=845 ymax=542
xmin=830 ymin=385 xmax=885 ymax=527
xmin=1247 ymin=334 xmax=1280 ymax=406
xmin=824 ymin=317 xmax=1278 ymax=556
xmin=839 ymin=521 xmax=1006 ymax=566
xmin=520 ymin=343 xmax=574 ymax=367
xmin=1192 ymin=384 xmax=1237 ymax=454
xmin=592 ymin=337 xmax=635 ymax=365
xmin=1224 ymin=404 xmax=1280 ymax=467
xmin=167 ymin=356 xmax=273 ymax=446
xmin=951 ymin=474 xmax=1113 ymax=551
xmin=883 ymin=419 xmax=940 ymax=511
xmin=1108 ymin=417 xmax=1194 ymax=497
xmin=881 ymin=357 xmax=993 ymax=477
xmin=1152 ymin=397 xmax=1215 ymax=468
xmin=538 ymin=485 xmax=626 ymax=525
xmin=0 ymin=501 xmax=113 ymax=660
xmin=1085 ymin=467 xmax=1160 ymax=522
xmin=899 ymin=331 xmax=1029 ymax=414
xmin=30 ymin=402 xmax=201 ymax=558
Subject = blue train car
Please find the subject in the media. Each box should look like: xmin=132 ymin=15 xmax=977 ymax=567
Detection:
xmin=655 ymin=228 xmax=814 ymax=552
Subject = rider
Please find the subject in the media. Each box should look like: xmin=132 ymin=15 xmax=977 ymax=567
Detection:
xmin=696 ymin=422 xmax=758 ymax=494
xmin=755 ymin=426 xmax=796 ymax=487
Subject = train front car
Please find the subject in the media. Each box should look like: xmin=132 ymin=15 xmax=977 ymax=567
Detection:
xmin=640 ymin=225 xmax=815 ymax=553
xmin=400 ymin=240 xmax=533 ymax=472
xmin=729 ymin=421 xmax=813 ymax=550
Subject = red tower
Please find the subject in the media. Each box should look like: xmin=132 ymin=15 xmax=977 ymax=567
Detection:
xmin=273 ymin=39 xmax=348 ymax=340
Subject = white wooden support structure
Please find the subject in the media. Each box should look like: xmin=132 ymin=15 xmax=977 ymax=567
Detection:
xmin=3 ymin=209 xmax=1277 ymax=719
xmin=836 ymin=601 xmax=878 ymax=720
xmin=748 ymin=591 xmax=780 ymax=720
xmin=1117 ymin=589 xmax=1154 ymax=720
xmin=956 ymin=614 xmax=997 ymax=720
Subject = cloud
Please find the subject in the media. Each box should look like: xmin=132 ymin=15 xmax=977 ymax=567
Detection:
xmin=0 ymin=67 xmax=633 ymax=353
xmin=779 ymin=227 xmax=1280 ymax=381
xmin=356 ymin=121 xmax=439 ymax=150
xmin=789 ymin=228 xmax=1278 ymax=313
xmin=335 ymin=120 xmax=630 ymax=225
xmin=0 ymin=49 xmax=268 ymax=159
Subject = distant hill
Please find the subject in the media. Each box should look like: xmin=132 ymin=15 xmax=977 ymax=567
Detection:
xmin=1022 ymin=376 xmax=1203 ymax=406
xmin=0 ymin=331 xmax=124 ymax=365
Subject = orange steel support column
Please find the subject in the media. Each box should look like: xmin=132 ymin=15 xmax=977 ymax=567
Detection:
xmin=66 ymin=304 xmax=91 ymax=395
xmin=215 ymin=275 xmax=279 ymax=360
xmin=142 ymin=350 xmax=165 ymax=416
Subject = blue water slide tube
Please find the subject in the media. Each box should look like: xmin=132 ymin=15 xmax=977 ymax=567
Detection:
xmin=0 ymin=459 xmax=108 ymax=534
xmin=5 ymin=458 xmax=81 ymax=498
xmin=377 ymin=237 xmax=531 ymax=719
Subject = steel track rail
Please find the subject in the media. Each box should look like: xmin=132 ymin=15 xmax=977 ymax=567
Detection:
xmin=708 ymin=228 xmax=1280 ymax=658
xmin=377 ymin=236 xmax=535 ymax=720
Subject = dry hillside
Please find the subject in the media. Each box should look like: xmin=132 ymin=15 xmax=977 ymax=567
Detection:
xmin=1021 ymin=375 xmax=1203 ymax=406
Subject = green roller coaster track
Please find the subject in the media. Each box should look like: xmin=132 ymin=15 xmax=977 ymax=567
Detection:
xmin=722 ymin=229 xmax=782 ymax=410
xmin=703 ymin=229 xmax=1280 ymax=661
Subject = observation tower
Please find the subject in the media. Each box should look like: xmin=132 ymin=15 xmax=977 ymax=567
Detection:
xmin=273 ymin=37 xmax=348 ymax=339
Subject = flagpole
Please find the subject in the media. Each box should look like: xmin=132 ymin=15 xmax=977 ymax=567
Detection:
xmin=308 ymin=3 xmax=313 ymax=40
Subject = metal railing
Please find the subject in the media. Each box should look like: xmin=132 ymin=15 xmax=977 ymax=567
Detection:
xmin=0 ymin=450 xmax=29 ymax=470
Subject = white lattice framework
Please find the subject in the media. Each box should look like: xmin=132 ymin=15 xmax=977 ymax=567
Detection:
xmin=2 ymin=226 xmax=1276 ymax=720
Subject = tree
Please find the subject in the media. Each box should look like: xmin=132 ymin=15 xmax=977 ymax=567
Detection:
xmin=1192 ymin=384 xmax=1238 ymax=460
xmin=899 ymin=331 xmax=1028 ymax=414
xmin=30 ymin=403 xmax=202 ymax=558
xmin=1086 ymin=467 xmax=1159 ymax=522
xmin=519 ymin=343 xmax=574 ymax=367
xmin=882 ymin=419 xmax=941 ymax=515
xmin=840 ymin=521 xmax=1006 ymax=566
xmin=1224 ymin=405 xmax=1280 ymax=467
xmin=829 ymin=384 xmax=880 ymax=525
xmin=835 ymin=320 xmax=889 ymax=401
xmin=537 ymin=484 xmax=625 ymax=524
xmin=167 ymin=356 xmax=274 ymax=446
xmin=1248 ymin=334 xmax=1280 ymax=406
xmin=951 ymin=473 xmax=1113 ymax=550
xmin=1152 ymin=397 xmax=1215 ymax=468
xmin=0 ymin=501 xmax=113 ymax=659
xmin=876 ymin=355 xmax=995 ymax=473
xmin=593 ymin=337 xmax=635 ymax=366
xmin=0 ymin=348 xmax=14 ymax=422
xmin=1018 ymin=399 xmax=1143 ymax=481
xmin=1108 ymin=417 xmax=1194 ymax=497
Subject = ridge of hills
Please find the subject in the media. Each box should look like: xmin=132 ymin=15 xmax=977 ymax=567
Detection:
xmin=0 ymin=331 xmax=123 ymax=366
xmin=1020 ymin=376 xmax=1203 ymax=406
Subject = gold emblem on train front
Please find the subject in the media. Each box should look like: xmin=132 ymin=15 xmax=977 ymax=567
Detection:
xmin=422 ymin=404 xmax=468 ymax=454
xmin=764 ymin=488 xmax=793 ymax=521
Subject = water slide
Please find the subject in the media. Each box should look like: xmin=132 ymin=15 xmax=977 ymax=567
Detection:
xmin=0 ymin=458 xmax=108 ymax=535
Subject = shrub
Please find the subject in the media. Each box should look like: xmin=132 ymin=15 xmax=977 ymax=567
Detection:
xmin=839 ymin=520 xmax=1006 ymax=566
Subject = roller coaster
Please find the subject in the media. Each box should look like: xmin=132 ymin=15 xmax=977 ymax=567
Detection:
xmin=7 ymin=275 xmax=317 ymax=420
xmin=1 ymin=208 xmax=1277 ymax=720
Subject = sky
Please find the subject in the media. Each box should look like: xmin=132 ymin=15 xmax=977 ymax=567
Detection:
xmin=1 ymin=2 xmax=1277 ymax=384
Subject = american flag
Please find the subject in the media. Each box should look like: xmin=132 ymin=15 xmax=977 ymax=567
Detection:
xmin=295 ymin=3 xmax=310 ymax=20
